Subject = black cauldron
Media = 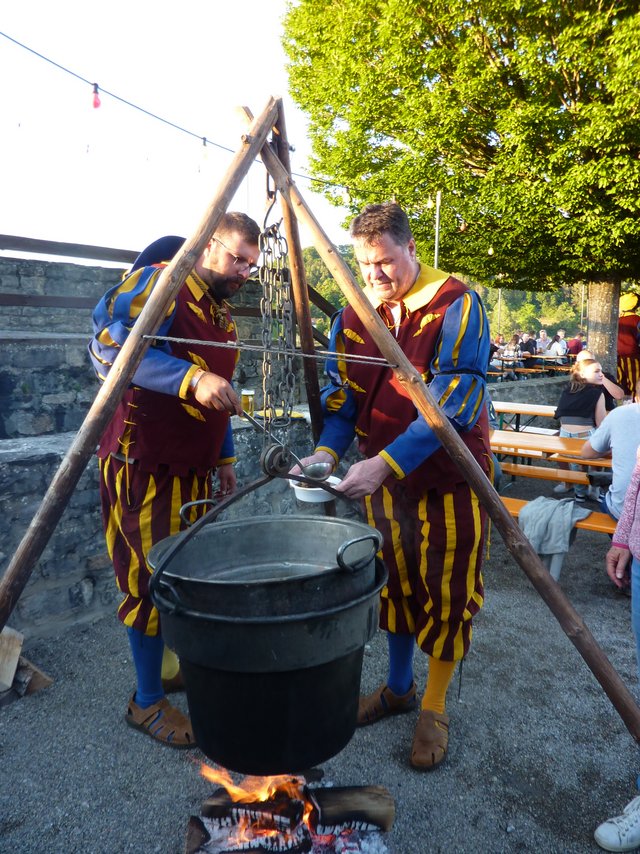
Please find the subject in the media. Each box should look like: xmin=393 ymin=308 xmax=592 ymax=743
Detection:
xmin=149 ymin=514 xmax=387 ymax=775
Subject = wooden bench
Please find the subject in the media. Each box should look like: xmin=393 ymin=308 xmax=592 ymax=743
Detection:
xmin=500 ymin=462 xmax=588 ymax=485
xmin=501 ymin=496 xmax=616 ymax=535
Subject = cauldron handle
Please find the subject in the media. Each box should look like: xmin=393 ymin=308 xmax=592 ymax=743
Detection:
xmin=179 ymin=499 xmax=217 ymax=526
xmin=336 ymin=531 xmax=383 ymax=574
xmin=149 ymin=474 xmax=273 ymax=610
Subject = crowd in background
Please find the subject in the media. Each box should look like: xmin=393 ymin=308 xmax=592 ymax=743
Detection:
xmin=488 ymin=327 xmax=586 ymax=379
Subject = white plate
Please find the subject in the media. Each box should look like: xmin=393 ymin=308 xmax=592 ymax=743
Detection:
xmin=289 ymin=475 xmax=341 ymax=503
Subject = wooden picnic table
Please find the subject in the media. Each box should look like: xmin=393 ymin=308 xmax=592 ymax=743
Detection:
xmin=489 ymin=428 xmax=612 ymax=468
xmin=492 ymin=401 xmax=557 ymax=431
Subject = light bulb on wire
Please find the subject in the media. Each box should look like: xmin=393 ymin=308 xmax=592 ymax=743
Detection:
xmin=92 ymin=83 xmax=101 ymax=109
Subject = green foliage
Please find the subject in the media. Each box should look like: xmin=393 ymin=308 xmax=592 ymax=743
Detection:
xmin=284 ymin=0 xmax=640 ymax=290
xmin=302 ymin=245 xmax=357 ymax=336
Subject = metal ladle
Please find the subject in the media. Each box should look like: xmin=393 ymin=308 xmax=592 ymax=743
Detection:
xmin=241 ymin=409 xmax=333 ymax=481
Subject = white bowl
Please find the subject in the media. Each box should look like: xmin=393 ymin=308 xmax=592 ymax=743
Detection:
xmin=289 ymin=475 xmax=341 ymax=503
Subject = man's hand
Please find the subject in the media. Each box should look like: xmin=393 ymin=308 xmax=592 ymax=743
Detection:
xmin=216 ymin=463 xmax=237 ymax=498
xmin=606 ymin=545 xmax=631 ymax=588
xmin=194 ymin=372 xmax=242 ymax=415
xmin=334 ymin=455 xmax=393 ymax=499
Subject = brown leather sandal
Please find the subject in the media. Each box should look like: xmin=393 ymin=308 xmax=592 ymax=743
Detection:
xmin=125 ymin=694 xmax=195 ymax=749
xmin=357 ymin=682 xmax=417 ymax=726
xmin=410 ymin=709 xmax=449 ymax=770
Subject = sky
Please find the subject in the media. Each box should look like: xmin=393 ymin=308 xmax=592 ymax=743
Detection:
xmin=0 ymin=1 xmax=351 ymax=263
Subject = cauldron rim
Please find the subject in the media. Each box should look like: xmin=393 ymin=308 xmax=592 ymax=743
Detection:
xmin=148 ymin=513 xmax=381 ymax=588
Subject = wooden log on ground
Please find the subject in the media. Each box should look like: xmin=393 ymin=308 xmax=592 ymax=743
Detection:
xmin=306 ymin=785 xmax=395 ymax=834
xmin=0 ymin=626 xmax=24 ymax=691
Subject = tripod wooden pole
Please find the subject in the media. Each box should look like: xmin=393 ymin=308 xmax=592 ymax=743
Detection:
xmin=0 ymin=98 xmax=280 ymax=632
xmin=250 ymin=120 xmax=640 ymax=743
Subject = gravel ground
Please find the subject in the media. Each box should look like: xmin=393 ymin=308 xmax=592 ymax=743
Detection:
xmin=1 ymin=477 xmax=639 ymax=854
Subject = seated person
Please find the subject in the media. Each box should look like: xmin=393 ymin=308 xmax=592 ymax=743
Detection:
xmin=576 ymin=349 xmax=624 ymax=411
xmin=501 ymin=335 xmax=523 ymax=380
xmin=581 ymin=379 xmax=640 ymax=519
xmin=567 ymin=331 xmax=586 ymax=356
xmin=519 ymin=331 xmax=539 ymax=366
xmin=488 ymin=334 xmax=505 ymax=372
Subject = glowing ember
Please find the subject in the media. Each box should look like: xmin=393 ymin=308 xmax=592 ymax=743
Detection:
xmin=190 ymin=766 xmax=391 ymax=854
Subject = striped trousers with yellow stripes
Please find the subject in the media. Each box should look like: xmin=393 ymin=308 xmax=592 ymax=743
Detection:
xmin=98 ymin=455 xmax=212 ymax=636
xmin=617 ymin=355 xmax=640 ymax=397
xmin=365 ymin=479 xmax=486 ymax=662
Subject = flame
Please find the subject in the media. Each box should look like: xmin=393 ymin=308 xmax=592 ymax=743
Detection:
xmin=200 ymin=764 xmax=305 ymax=803
xmin=198 ymin=764 xmax=358 ymax=849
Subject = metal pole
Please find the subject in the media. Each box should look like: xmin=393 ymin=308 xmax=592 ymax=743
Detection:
xmin=434 ymin=190 xmax=441 ymax=268
xmin=497 ymin=288 xmax=502 ymax=332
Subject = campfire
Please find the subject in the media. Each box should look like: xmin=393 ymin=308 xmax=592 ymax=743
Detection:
xmin=185 ymin=765 xmax=395 ymax=854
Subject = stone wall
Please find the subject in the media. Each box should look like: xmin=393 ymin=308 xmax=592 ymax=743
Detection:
xmin=0 ymin=253 xmax=334 ymax=641
xmin=0 ymin=253 xmax=569 ymax=642
xmin=0 ymin=256 xmax=309 ymax=439
xmin=1 ymin=421 xmax=360 ymax=643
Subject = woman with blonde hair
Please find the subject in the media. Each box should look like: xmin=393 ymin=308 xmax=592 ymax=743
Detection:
xmin=553 ymin=359 xmax=607 ymax=502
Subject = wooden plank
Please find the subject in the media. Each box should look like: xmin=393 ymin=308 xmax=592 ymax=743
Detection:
xmin=0 ymin=626 xmax=24 ymax=691
xmin=501 ymin=462 xmax=588 ymax=484
xmin=0 ymin=293 xmax=97 ymax=308
xmin=0 ymin=234 xmax=137 ymax=264
xmin=501 ymin=496 xmax=616 ymax=535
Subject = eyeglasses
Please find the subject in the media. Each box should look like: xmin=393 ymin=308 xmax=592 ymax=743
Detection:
xmin=213 ymin=236 xmax=259 ymax=276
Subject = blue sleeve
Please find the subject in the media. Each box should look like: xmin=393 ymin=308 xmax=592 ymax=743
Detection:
xmin=88 ymin=266 xmax=195 ymax=396
xmin=381 ymin=290 xmax=489 ymax=476
xmin=218 ymin=421 xmax=236 ymax=462
xmin=314 ymin=309 xmax=359 ymax=461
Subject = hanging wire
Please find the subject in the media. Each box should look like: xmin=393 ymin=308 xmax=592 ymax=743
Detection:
xmin=0 ymin=30 xmax=357 ymax=194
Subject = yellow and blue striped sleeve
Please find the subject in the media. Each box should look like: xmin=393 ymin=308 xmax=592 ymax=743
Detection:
xmin=380 ymin=290 xmax=489 ymax=477
xmin=88 ymin=267 xmax=194 ymax=397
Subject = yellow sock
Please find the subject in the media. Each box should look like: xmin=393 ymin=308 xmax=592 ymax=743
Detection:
xmin=161 ymin=646 xmax=180 ymax=681
xmin=421 ymin=656 xmax=456 ymax=714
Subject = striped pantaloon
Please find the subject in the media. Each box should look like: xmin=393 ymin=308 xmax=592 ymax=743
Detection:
xmin=98 ymin=455 xmax=212 ymax=636
xmin=365 ymin=479 xmax=486 ymax=662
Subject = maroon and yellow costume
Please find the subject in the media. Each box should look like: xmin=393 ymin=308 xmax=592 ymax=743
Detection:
xmin=317 ymin=264 xmax=491 ymax=661
xmin=90 ymin=265 xmax=238 ymax=635
xmin=617 ymin=306 xmax=640 ymax=397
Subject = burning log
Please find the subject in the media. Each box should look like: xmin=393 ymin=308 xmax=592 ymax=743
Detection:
xmin=186 ymin=781 xmax=394 ymax=853
xmin=201 ymin=787 xmax=305 ymax=831
xmin=185 ymin=814 xmax=312 ymax=853
xmin=306 ymin=786 xmax=395 ymax=835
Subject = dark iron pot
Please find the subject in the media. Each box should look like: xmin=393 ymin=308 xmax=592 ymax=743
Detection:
xmin=149 ymin=514 xmax=387 ymax=775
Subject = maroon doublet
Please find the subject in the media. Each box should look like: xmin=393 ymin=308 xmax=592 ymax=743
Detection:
xmin=338 ymin=276 xmax=490 ymax=661
xmin=97 ymin=273 xmax=238 ymax=634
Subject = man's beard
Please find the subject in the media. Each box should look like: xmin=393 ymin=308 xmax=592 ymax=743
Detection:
xmin=207 ymin=274 xmax=244 ymax=302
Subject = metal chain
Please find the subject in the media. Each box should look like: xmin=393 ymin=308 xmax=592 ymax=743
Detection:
xmin=258 ymin=221 xmax=297 ymax=445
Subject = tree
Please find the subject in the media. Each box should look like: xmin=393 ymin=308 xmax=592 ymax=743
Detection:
xmin=302 ymin=245 xmax=355 ymax=337
xmin=283 ymin=0 xmax=640 ymax=371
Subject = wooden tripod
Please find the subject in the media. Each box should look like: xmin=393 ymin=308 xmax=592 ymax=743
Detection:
xmin=1 ymin=97 xmax=640 ymax=745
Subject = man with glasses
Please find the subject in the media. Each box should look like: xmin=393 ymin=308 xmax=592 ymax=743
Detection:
xmin=89 ymin=212 xmax=260 ymax=749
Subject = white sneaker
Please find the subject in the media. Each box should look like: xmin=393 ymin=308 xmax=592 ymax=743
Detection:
xmin=553 ymin=482 xmax=572 ymax=494
xmin=589 ymin=485 xmax=602 ymax=501
xmin=594 ymin=795 xmax=640 ymax=851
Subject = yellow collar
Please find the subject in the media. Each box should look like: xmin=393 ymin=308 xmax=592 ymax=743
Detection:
xmin=364 ymin=262 xmax=449 ymax=312
xmin=186 ymin=270 xmax=208 ymax=301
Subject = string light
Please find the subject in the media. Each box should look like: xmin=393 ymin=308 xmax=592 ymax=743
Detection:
xmin=0 ymin=29 xmax=368 ymax=197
